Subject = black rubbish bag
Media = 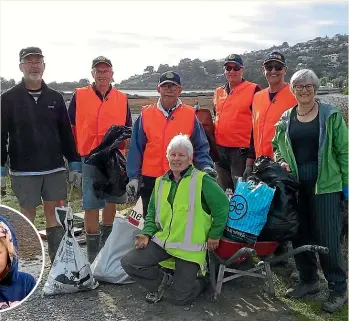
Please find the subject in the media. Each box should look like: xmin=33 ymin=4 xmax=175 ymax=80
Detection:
xmin=252 ymin=156 xmax=300 ymax=242
xmin=85 ymin=125 xmax=132 ymax=198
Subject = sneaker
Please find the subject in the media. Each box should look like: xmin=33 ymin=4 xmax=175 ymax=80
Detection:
xmin=286 ymin=281 xmax=320 ymax=299
xmin=322 ymin=291 xmax=348 ymax=313
xmin=145 ymin=273 xmax=173 ymax=304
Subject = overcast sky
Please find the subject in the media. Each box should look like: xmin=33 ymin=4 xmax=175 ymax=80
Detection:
xmin=0 ymin=0 xmax=347 ymax=83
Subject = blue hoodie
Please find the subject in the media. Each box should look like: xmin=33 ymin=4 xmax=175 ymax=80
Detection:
xmin=0 ymin=216 xmax=36 ymax=310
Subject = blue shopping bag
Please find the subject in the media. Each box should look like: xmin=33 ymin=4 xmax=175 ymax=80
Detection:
xmin=224 ymin=179 xmax=275 ymax=244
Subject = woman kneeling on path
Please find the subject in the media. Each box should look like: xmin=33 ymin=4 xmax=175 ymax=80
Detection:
xmin=272 ymin=69 xmax=348 ymax=313
xmin=121 ymin=134 xmax=229 ymax=305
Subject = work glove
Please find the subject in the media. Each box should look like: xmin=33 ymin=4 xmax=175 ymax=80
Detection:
xmin=202 ymin=166 xmax=217 ymax=179
xmin=242 ymin=165 xmax=253 ymax=181
xmin=68 ymin=162 xmax=82 ymax=188
xmin=343 ymin=186 xmax=348 ymax=200
xmin=126 ymin=179 xmax=139 ymax=201
xmin=242 ymin=158 xmax=255 ymax=181
xmin=1 ymin=167 xmax=6 ymax=189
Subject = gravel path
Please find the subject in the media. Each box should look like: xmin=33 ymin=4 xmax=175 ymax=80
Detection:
xmin=1 ymin=244 xmax=297 ymax=321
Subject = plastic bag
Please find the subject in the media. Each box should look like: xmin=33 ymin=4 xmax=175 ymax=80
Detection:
xmin=91 ymin=200 xmax=144 ymax=284
xmin=127 ymin=197 xmax=144 ymax=230
xmin=43 ymin=207 xmax=99 ymax=295
xmin=224 ymin=178 xmax=275 ymax=244
xmin=253 ymin=156 xmax=300 ymax=242
xmin=85 ymin=125 xmax=132 ymax=198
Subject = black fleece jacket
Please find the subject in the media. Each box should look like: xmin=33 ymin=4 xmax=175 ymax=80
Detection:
xmin=1 ymin=79 xmax=80 ymax=172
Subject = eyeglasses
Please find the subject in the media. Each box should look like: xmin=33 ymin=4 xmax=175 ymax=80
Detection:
xmin=264 ymin=64 xmax=284 ymax=71
xmin=294 ymin=84 xmax=315 ymax=92
xmin=20 ymin=61 xmax=44 ymax=66
xmin=225 ymin=65 xmax=242 ymax=72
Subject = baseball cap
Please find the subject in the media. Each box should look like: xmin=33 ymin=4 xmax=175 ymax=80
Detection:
xmin=92 ymin=56 xmax=112 ymax=68
xmin=263 ymin=51 xmax=286 ymax=66
xmin=224 ymin=54 xmax=244 ymax=66
xmin=19 ymin=47 xmax=44 ymax=61
xmin=159 ymin=71 xmax=181 ymax=86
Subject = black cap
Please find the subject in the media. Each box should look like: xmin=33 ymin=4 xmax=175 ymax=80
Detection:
xmin=19 ymin=47 xmax=44 ymax=61
xmin=92 ymin=56 xmax=112 ymax=68
xmin=224 ymin=54 xmax=244 ymax=66
xmin=159 ymin=71 xmax=181 ymax=86
xmin=263 ymin=51 xmax=286 ymax=65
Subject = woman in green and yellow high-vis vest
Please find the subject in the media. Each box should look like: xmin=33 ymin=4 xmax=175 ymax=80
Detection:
xmin=121 ymin=134 xmax=229 ymax=305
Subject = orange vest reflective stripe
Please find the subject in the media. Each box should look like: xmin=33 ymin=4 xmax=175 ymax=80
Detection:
xmin=252 ymin=84 xmax=297 ymax=158
xmin=75 ymin=86 xmax=127 ymax=156
xmin=214 ymin=81 xmax=257 ymax=147
xmin=141 ymin=104 xmax=195 ymax=177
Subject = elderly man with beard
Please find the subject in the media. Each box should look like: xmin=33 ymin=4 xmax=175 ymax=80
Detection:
xmin=68 ymin=56 xmax=132 ymax=263
xmin=1 ymin=47 xmax=80 ymax=264
xmin=126 ymin=71 xmax=216 ymax=218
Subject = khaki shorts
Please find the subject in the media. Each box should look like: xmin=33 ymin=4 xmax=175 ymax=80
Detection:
xmin=10 ymin=171 xmax=67 ymax=208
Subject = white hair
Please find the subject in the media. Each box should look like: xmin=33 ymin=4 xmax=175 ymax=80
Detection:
xmin=166 ymin=134 xmax=193 ymax=158
xmin=290 ymin=69 xmax=320 ymax=92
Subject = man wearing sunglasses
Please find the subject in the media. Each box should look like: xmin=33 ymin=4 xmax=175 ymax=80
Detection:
xmin=252 ymin=51 xmax=297 ymax=159
xmin=1 ymin=47 xmax=80 ymax=264
xmin=213 ymin=54 xmax=260 ymax=190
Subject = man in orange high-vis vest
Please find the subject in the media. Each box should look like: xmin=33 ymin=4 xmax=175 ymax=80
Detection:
xmin=251 ymin=51 xmax=297 ymax=261
xmin=68 ymin=56 xmax=132 ymax=263
xmin=251 ymin=51 xmax=297 ymax=159
xmin=213 ymin=54 xmax=260 ymax=191
xmin=126 ymin=71 xmax=215 ymax=217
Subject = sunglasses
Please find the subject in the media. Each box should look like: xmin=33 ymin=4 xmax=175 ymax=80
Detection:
xmin=264 ymin=63 xmax=284 ymax=71
xmin=225 ymin=65 xmax=242 ymax=72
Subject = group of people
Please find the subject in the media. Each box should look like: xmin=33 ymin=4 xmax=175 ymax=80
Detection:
xmin=1 ymin=46 xmax=348 ymax=313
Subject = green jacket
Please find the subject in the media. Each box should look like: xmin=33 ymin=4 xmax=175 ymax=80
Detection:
xmin=142 ymin=165 xmax=229 ymax=239
xmin=272 ymin=102 xmax=348 ymax=194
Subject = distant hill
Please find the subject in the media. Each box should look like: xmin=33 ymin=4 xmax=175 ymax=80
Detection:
xmin=116 ymin=34 xmax=348 ymax=90
xmin=1 ymin=34 xmax=347 ymax=93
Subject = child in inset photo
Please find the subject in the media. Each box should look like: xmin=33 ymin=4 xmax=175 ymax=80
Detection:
xmin=0 ymin=216 xmax=36 ymax=310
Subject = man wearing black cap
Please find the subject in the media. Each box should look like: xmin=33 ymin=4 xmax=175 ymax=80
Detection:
xmin=251 ymin=51 xmax=297 ymax=159
xmin=251 ymin=51 xmax=297 ymax=262
xmin=1 ymin=47 xmax=81 ymax=263
xmin=213 ymin=54 xmax=260 ymax=190
xmin=126 ymin=71 xmax=215 ymax=217
xmin=68 ymin=56 xmax=132 ymax=263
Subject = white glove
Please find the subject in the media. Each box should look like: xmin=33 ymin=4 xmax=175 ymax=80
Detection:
xmin=126 ymin=179 xmax=139 ymax=198
xmin=68 ymin=171 xmax=82 ymax=188
xmin=1 ymin=177 xmax=6 ymax=189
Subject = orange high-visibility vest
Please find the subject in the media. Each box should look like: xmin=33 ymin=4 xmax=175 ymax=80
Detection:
xmin=75 ymin=86 xmax=127 ymax=156
xmin=141 ymin=104 xmax=195 ymax=177
xmin=214 ymin=81 xmax=258 ymax=147
xmin=252 ymin=84 xmax=297 ymax=158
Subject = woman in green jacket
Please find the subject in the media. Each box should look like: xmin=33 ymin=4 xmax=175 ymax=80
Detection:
xmin=121 ymin=134 xmax=229 ymax=305
xmin=272 ymin=69 xmax=348 ymax=313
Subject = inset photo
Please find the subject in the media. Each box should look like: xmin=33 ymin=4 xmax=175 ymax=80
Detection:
xmin=0 ymin=205 xmax=44 ymax=312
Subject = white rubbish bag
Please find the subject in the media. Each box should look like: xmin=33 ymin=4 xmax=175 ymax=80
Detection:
xmin=43 ymin=206 xmax=99 ymax=295
xmin=91 ymin=198 xmax=144 ymax=284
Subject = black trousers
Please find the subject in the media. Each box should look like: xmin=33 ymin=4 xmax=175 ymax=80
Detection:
xmin=139 ymin=175 xmax=156 ymax=218
xmin=121 ymin=241 xmax=204 ymax=305
xmin=293 ymin=162 xmax=347 ymax=293
xmin=214 ymin=145 xmax=248 ymax=192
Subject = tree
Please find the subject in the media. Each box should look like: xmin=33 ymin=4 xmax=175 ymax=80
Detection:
xmin=78 ymin=78 xmax=90 ymax=87
xmin=144 ymin=66 xmax=154 ymax=73
xmin=157 ymin=64 xmax=170 ymax=74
